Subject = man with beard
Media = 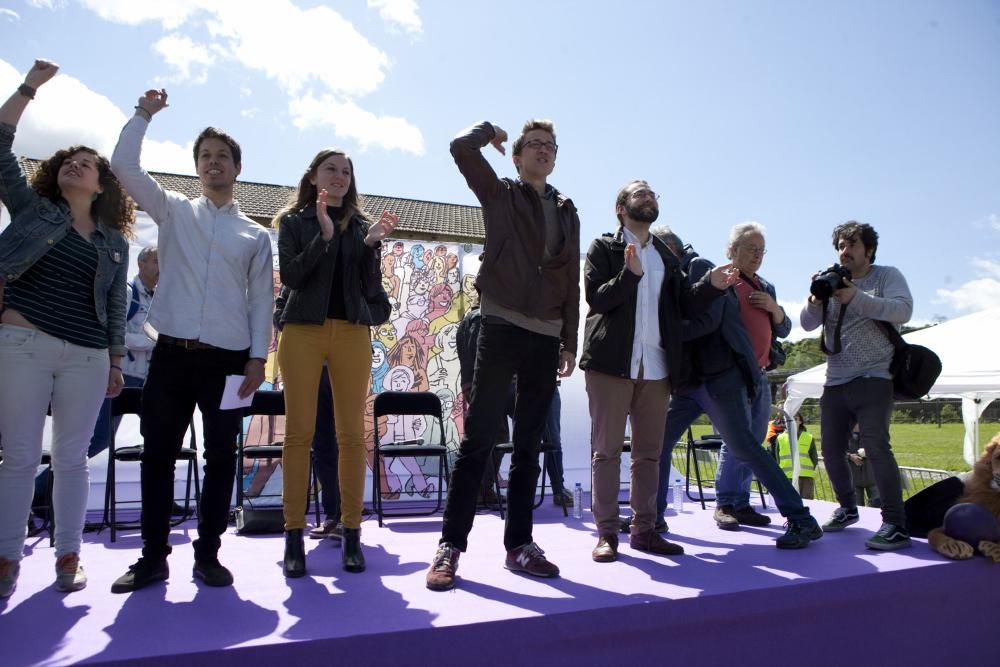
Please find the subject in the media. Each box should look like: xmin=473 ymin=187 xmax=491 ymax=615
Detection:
xmin=579 ymin=180 xmax=734 ymax=562
xmin=801 ymin=221 xmax=913 ymax=550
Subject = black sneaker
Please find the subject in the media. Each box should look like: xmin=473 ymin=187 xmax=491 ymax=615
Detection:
xmin=193 ymin=558 xmax=234 ymax=587
xmin=822 ymin=507 xmax=860 ymax=533
xmin=865 ymin=522 xmax=912 ymax=551
xmin=776 ymin=516 xmax=823 ymax=549
xmin=111 ymin=558 xmax=169 ymax=594
xmin=731 ymin=505 xmax=772 ymax=526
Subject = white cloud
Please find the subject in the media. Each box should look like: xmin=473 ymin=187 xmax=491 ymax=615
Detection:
xmin=367 ymin=0 xmax=422 ymax=35
xmin=26 ymin=0 xmax=57 ymax=8
xmin=240 ymin=107 xmax=260 ymax=119
xmin=0 ymin=59 xmax=195 ymax=175
xmin=778 ymin=298 xmax=814 ymax=342
xmin=971 ymin=213 xmax=1000 ymax=233
xmin=78 ymin=0 xmax=207 ymax=30
xmin=289 ymin=93 xmax=424 ymax=155
xmin=934 ymin=257 xmax=1000 ymax=312
xmin=153 ymin=33 xmax=215 ymax=85
xmin=72 ymin=0 xmax=424 ymax=153
xmin=0 ymin=8 xmax=20 ymax=21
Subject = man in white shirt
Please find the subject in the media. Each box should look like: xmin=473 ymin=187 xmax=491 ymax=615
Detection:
xmin=109 ymin=89 xmax=273 ymax=593
xmin=578 ymin=180 xmax=732 ymax=562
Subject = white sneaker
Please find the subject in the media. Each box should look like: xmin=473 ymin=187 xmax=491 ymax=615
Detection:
xmin=55 ymin=553 xmax=88 ymax=592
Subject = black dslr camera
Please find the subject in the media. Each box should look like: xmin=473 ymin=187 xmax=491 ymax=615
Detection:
xmin=809 ymin=264 xmax=852 ymax=300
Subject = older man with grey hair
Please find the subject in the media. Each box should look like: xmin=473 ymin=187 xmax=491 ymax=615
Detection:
xmin=646 ymin=222 xmax=821 ymax=548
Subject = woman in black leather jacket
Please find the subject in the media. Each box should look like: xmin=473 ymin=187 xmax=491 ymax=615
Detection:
xmin=0 ymin=60 xmax=133 ymax=599
xmin=274 ymin=148 xmax=394 ymax=577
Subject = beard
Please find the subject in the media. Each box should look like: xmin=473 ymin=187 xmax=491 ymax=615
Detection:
xmin=626 ymin=201 xmax=659 ymax=223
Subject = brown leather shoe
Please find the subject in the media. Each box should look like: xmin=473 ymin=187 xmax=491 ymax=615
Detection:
xmin=630 ymin=529 xmax=684 ymax=556
xmin=592 ymin=535 xmax=619 ymax=563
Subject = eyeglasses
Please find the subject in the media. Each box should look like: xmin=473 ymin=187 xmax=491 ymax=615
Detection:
xmin=522 ymin=139 xmax=558 ymax=153
xmin=740 ymin=245 xmax=767 ymax=257
xmin=630 ymin=189 xmax=660 ymax=201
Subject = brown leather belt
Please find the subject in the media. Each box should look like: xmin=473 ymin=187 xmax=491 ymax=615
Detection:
xmin=158 ymin=334 xmax=219 ymax=351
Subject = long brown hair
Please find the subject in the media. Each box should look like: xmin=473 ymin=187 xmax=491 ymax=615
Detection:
xmin=272 ymin=148 xmax=369 ymax=231
xmin=32 ymin=146 xmax=136 ymax=238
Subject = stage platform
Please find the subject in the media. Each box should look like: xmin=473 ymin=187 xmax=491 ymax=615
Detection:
xmin=2 ymin=496 xmax=997 ymax=666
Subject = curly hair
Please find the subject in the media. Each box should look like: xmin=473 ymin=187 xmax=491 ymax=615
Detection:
xmin=31 ymin=146 xmax=136 ymax=238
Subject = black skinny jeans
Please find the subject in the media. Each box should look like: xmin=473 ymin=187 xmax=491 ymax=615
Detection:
xmin=139 ymin=342 xmax=248 ymax=562
xmin=441 ymin=320 xmax=559 ymax=551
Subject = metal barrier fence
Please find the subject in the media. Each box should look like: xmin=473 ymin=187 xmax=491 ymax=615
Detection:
xmin=670 ymin=446 xmax=954 ymax=504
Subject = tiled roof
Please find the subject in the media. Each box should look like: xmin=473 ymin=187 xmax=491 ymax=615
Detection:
xmin=18 ymin=157 xmax=485 ymax=243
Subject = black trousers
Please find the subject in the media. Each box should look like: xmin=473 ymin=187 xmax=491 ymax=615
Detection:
xmin=139 ymin=342 xmax=248 ymax=562
xmin=441 ymin=320 xmax=559 ymax=551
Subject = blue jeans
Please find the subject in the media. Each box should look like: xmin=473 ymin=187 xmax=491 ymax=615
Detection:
xmin=541 ymin=386 xmax=565 ymax=493
xmin=696 ymin=367 xmax=808 ymax=521
xmin=655 ymin=377 xmax=766 ymax=518
xmin=714 ymin=368 xmax=771 ymax=508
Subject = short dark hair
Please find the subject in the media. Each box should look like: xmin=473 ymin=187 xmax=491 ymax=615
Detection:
xmin=832 ymin=220 xmax=878 ymax=263
xmin=193 ymin=127 xmax=242 ymax=167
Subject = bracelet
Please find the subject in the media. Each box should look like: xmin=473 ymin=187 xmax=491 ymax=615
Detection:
xmin=134 ymin=106 xmax=152 ymax=121
xmin=17 ymin=83 xmax=36 ymax=100
xmin=110 ymin=364 xmax=123 ymax=372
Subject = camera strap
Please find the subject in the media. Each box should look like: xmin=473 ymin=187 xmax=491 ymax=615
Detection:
xmin=819 ymin=300 xmax=848 ymax=354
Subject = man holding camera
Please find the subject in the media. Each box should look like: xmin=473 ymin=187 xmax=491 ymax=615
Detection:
xmin=800 ymin=221 xmax=913 ymax=550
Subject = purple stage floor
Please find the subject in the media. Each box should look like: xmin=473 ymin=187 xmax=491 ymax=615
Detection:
xmin=2 ymin=496 xmax=997 ymax=666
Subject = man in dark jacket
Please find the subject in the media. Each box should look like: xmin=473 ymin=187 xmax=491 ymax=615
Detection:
xmin=580 ymin=180 xmax=732 ymax=562
xmin=654 ymin=223 xmax=821 ymax=548
xmin=427 ymin=119 xmax=580 ymax=591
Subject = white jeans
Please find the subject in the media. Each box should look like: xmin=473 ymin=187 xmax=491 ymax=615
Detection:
xmin=0 ymin=324 xmax=109 ymax=560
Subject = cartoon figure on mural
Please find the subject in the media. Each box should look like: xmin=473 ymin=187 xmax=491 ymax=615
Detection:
xmin=370 ymin=340 xmax=390 ymax=394
xmin=426 ymin=387 xmax=462 ymax=467
xmin=379 ymin=365 xmax=435 ymax=497
xmin=386 ymin=333 xmax=429 ymax=392
xmin=427 ymin=323 xmax=461 ymax=400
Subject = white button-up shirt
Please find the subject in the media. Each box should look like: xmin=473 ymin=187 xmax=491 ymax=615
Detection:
xmin=112 ymin=117 xmax=273 ymax=359
xmin=622 ymin=227 xmax=667 ymax=381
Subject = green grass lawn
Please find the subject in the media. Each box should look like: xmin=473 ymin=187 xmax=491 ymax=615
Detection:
xmin=688 ymin=422 xmax=999 ymax=473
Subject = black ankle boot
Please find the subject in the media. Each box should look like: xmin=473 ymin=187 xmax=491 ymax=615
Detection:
xmin=342 ymin=527 xmax=365 ymax=573
xmin=283 ymin=528 xmax=306 ymax=578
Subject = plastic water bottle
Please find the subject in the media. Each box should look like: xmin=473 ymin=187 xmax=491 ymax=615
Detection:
xmin=572 ymin=482 xmax=583 ymax=519
xmin=672 ymin=477 xmax=684 ymax=513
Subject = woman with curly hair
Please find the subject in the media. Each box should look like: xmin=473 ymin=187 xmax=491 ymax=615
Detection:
xmin=275 ymin=148 xmax=395 ymax=577
xmin=0 ymin=60 xmax=134 ymax=598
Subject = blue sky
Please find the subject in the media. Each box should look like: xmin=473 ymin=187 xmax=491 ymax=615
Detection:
xmin=1 ymin=0 xmax=998 ymax=338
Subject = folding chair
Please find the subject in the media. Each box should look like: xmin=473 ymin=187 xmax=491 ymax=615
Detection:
xmin=491 ymin=440 xmax=568 ymax=519
xmin=371 ymin=391 xmax=450 ymax=527
xmin=684 ymin=428 xmax=767 ymax=510
xmin=102 ymin=387 xmax=200 ymax=542
xmin=236 ymin=390 xmax=319 ymax=531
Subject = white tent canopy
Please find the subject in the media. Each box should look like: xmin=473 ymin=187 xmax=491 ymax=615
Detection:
xmin=784 ymin=306 xmax=1000 ymax=466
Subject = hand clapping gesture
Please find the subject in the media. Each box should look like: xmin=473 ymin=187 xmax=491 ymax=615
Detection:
xmin=316 ymin=188 xmax=336 ymax=241
xmin=365 ymin=210 xmax=399 ymax=247
xmin=624 ymin=243 xmax=643 ymax=276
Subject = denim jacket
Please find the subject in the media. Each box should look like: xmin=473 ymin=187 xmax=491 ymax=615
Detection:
xmin=0 ymin=123 xmax=129 ymax=356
